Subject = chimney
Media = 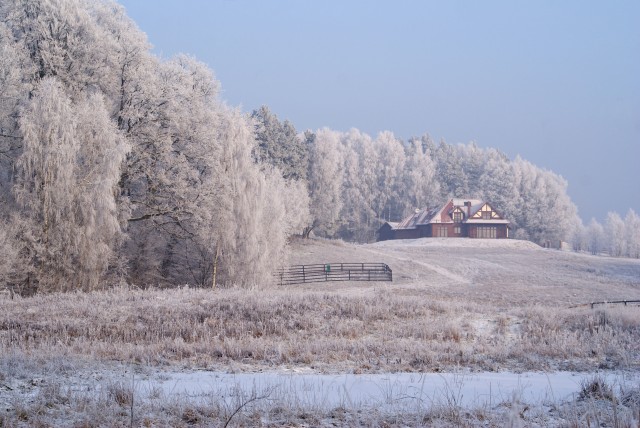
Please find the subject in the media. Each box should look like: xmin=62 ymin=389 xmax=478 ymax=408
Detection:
xmin=464 ymin=201 xmax=471 ymax=217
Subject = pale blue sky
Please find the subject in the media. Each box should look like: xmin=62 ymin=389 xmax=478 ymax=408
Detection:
xmin=119 ymin=0 xmax=640 ymax=223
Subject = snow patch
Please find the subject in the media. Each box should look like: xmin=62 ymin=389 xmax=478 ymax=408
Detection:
xmin=371 ymin=237 xmax=541 ymax=250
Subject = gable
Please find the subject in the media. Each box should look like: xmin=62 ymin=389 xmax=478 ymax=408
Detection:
xmin=470 ymin=203 xmax=503 ymax=220
xmin=451 ymin=206 xmax=465 ymax=222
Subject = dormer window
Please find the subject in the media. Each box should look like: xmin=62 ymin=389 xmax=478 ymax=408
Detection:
xmin=482 ymin=210 xmax=491 ymax=220
xmin=453 ymin=211 xmax=463 ymax=222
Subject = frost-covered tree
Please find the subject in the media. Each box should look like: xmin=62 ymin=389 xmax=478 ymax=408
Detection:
xmin=0 ymin=219 xmax=18 ymax=289
xmin=251 ymin=105 xmax=308 ymax=181
xmin=604 ymin=212 xmax=625 ymax=257
xmin=586 ymin=218 xmax=605 ymax=255
xmin=212 ymin=108 xmax=289 ymax=286
xmin=569 ymin=219 xmax=587 ymax=252
xmin=374 ymin=131 xmax=405 ymax=222
xmin=72 ymin=93 xmax=130 ymax=288
xmin=307 ymin=128 xmax=344 ymax=237
xmin=347 ymin=129 xmax=382 ymax=241
xmin=332 ymin=129 xmax=382 ymax=241
xmin=0 ymin=22 xmax=32 ymax=209
xmin=14 ymin=78 xmax=128 ymax=291
xmin=14 ymin=78 xmax=79 ymax=291
xmin=402 ymin=137 xmax=440 ymax=213
xmin=625 ymin=209 xmax=640 ymax=258
xmin=2 ymin=0 xmax=112 ymax=96
xmin=434 ymin=140 xmax=469 ymax=198
xmin=478 ymin=150 xmax=520 ymax=228
xmin=511 ymin=157 xmax=578 ymax=244
xmin=458 ymin=142 xmax=487 ymax=196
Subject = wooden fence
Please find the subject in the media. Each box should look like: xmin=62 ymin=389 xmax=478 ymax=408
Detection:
xmin=275 ymin=263 xmax=392 ymax=286
xmin=570 ymin=300 xmax=640 ymax=309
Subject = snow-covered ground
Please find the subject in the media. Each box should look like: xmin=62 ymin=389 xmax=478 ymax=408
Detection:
xmin=289 ymin=237 xmax=640 ymax=306
xmin=2 ymin=361 xmax=639 ymax=426
xmin=2 ymin=238 xmax=639 ymax=426
xmin=154 ymin=369 xmax=638 ymax=410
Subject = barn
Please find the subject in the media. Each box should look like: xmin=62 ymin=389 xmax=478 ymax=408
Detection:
xmin=377 ymin=199 xmax=510 ymax=241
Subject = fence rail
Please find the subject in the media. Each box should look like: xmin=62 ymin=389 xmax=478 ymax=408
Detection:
xmin=570 ymin=300 xmax=640 ymax=309
xmin=275 ymin=263 xmax=392 ymax=286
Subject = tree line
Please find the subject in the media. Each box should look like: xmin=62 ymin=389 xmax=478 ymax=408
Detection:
xmin=0 ymin=0 xmax=634 ymax=295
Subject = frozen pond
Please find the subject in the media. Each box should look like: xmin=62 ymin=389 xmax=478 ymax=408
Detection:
xmin=145 ymin=370 xmax=639 ymax=411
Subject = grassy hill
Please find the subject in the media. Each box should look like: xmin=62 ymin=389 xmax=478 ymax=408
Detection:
xmin=289 ymin=237 xmax=640 ymax=307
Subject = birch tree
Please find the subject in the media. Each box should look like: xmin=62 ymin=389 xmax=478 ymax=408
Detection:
xmin=403 ymin=137 xmax=440 ymax=213
xmin=586 ymin=219 xmax=605 ymax=255
xmin=479 ymin=151 xmax=520 ymax=229
xmin=434 ymin=140 xmax=469 ymax=198
xmin=0 ymin=22 xmax=32 ymax=209
xmin=212 ymin=108 xmax=288 ymax=286
xmin=14 ymin=78 xmax=127 ymax=291
xmin=625 ymin=209 xmax=640 ymax=258
xmin=352 ymin=131 xmax=380 ymax=240
xmin=307 ymin=128 xmax=344 ymax=237
xmin=604 ymin=212 xmax=625 ymax=257
xmin=374 ymin=131 xmax=405 ymax=222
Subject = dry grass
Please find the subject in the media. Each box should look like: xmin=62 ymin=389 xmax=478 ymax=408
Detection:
xmin=1 ymin=238 xmax=640 ymax=426
xmin=1 ymin=285 xmax=639 ymax=373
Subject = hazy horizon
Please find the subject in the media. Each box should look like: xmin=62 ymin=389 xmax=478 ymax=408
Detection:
xmin=119 ymin=0 xmax=640 ymax=223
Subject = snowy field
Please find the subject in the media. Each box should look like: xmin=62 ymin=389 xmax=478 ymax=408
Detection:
xmin=2 ymin=357 xmax=639 ymax=426
xmin=290 ymin=237 xmax=640 ymax=306
xmin=2 ymin=237 xmax=640 ymax=426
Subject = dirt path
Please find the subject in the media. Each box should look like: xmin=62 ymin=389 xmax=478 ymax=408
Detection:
xmin=362 ymin=246 xmax=471 ymax=285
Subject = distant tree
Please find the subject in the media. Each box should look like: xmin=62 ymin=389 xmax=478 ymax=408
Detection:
xmin=586 ymin=218 xmax=605 ymax=255
xmin=251 ymin=105 xmax=308 ymax=181
xmin=350 ymin=130 xmax=380 ymax=241
xmin=402 ymin=137 xmax=440 ymax=213
xmin=604 ymin=212 xmax=625 ymax=257
xmin=512 ymin=157 xmax=578 ymax=244
xmin=458 ymin=142 xmax=487 ymax=196
xmin=625 ymin=209 xmax=640 ymax=258
xmin=433 ymin=140 xmax=469 ymax=198
xmin=337 ymin=131 xmax=365 ymax=241
xmin=478 ymin=150 xmax=520 ymax=229
xmin=419 ymin=133 xmax=437 ymax=157
xmin=374 ymin=131 xmax=405 ymax=222
xmin=307 ymin=128 xmax=344 ymax=237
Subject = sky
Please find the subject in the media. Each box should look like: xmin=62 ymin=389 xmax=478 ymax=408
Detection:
xmin=118 ymin=0 xmax=640 ymax=223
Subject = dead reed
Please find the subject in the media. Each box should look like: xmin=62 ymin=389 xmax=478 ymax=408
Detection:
xmin=1 ymin=286 xmax=639 ymax=373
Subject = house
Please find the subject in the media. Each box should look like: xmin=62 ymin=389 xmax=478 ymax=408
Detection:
xmin=377 ymin=198 xmax=510 ymax=241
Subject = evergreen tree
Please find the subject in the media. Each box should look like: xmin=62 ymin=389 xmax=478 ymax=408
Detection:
xmin=251 ymin=105 xmax=308 ymax=181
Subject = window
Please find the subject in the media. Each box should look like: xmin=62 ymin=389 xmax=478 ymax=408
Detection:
xmin=453 ymin=211 xmax=463 ymax=222
xmin=476 ymin=226 xmax=497 ymax=238
xmin=482 ymin=210 xmax=492 ymax=220
xmin=437 ymin=226 xmax=448 ymax=237
xmin=454 ymin=226 xmax=461 ymax=234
